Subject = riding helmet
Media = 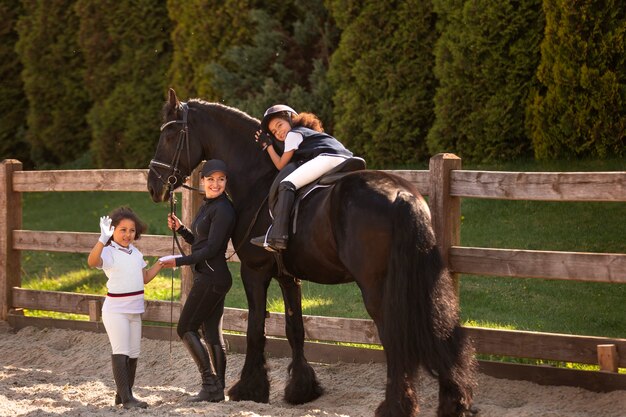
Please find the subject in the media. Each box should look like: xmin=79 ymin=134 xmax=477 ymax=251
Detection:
xmin=261 ymin=104 xmax=298 ymax=134
xmin=201 ymin=159 xmax=228 ymax=177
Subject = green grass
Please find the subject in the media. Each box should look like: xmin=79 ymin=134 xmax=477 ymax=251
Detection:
xmin=18 ymin=159 xmax=626 ymax=347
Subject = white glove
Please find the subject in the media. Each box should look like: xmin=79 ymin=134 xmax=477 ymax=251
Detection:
xmin=99 ymin=216 xmax=114 ymax=244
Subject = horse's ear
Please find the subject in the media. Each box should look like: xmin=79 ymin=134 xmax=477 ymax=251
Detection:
xmin=168 ymin=88 xmax=179 ymax=108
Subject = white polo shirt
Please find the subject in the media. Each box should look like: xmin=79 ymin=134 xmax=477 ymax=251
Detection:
xmin=99 ymin=241 xmax=147 ymax=314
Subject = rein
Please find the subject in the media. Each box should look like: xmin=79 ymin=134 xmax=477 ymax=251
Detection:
xmin=226 ymin=193 xmax=269 ymax=261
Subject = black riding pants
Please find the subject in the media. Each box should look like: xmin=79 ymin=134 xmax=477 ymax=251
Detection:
xmin=176 ymin=273 xmax=231 ymax=346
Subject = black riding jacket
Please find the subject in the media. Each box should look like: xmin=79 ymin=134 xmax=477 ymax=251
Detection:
xmin=174 ymin=193 xmax=236 ymax=285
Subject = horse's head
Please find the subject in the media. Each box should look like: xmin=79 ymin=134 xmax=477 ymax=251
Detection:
xmin=148 ymin=88 xmax=204 ymax=202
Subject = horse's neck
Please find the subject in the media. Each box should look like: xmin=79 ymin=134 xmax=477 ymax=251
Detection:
xmin=193 ymin=102 xmax=276 ymax=209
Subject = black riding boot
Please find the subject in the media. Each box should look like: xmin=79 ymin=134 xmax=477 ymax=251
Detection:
xmin=257 ymin=181 xmax=295 ymax=251
xmin=111 ymin=354 xmax=148 ymax=409
xmin=114 ymin=357 xmax=141 ymax=405
xmin=181 ymin=332 xmax=224 ymax=402
xmin=209 ymin=344 xmax=227 ymax=389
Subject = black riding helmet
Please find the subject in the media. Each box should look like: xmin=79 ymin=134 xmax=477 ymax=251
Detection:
xmin=260 ymin=104 xmax=298 ymax=136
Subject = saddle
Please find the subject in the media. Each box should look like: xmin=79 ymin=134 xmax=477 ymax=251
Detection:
xmin=268 ymin=156 xmax=366 ymax=229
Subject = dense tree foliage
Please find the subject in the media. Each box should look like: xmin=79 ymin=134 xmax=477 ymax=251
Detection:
xmin=76 ymin=0 xmax=172 ymax=168
xmin=327 ymin=0 xmax=437 ymax=167
xmin=167 ymin=0 xmax=256 ymax=101
xmin=0 ymin=0 xmax=29 ymax=166
xmin=205 ymin=0 xmax=339 ymax=125
xmin=15 ymin=0 xmax=91 ymax=167
xmin=3 ymin=1 xmax=623 ymax=169
xmin=527 ymin=0 xmax=626 ymax=159
xmin=428 ymin=0 xmax=544 ymax=162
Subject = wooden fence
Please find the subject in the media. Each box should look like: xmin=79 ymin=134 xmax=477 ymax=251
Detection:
xmin=1 ymin=155 xmax=625 ymax=392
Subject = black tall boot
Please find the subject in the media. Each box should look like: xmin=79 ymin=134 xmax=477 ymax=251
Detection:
xmin=116 ymin=357 xmax=143 ymax=405
xmin=209 ymin=344 xmax=227 ymax=389
xmin=181 ymin=332 xmax=224 ymax=402
xmin=111 ymin=354 xmax=148 ymax=409
xmin=266 ymin=181 xmax=296 ymax=251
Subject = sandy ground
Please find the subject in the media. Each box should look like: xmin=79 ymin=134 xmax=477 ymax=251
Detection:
xmin=0 ymin=323 xmax=624 ymax=417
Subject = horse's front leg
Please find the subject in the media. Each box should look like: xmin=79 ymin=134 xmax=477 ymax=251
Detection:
xmin=228 ymin=263 xmax=272 ymax=403
xmin=277 ymin=275 xmax=324 ymax=404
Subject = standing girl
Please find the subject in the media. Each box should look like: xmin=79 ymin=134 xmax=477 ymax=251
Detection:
xmin=87 ymin=207 xmax=162 ymax=409
xmin=159 ymin=159 xmax=236 ymax=402
xmin=251 ymin=104 xmax=354 ymax=251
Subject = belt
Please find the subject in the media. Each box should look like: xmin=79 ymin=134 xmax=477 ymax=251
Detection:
xmin=106 ymin=290 xmax=144 ymax=297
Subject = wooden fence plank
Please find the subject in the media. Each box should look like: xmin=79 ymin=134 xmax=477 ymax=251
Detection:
xmin=12 ymin=230 xmax=238 ymax=260
xmin=12 ymin=169 xmax=153 ymax=192
xmin=478 ymin=360 xmax=626 ymax=393
xmin=466 ymin=327 xmax=626 ymax=367
xmin=449 ymin=247 xmax=626 ymax=283
xmin=384 ymin=170 xmax=430 ymax=195
xmin=0 ymin=160 xmax=23 ymax=320
xmin=451 ymin=171 xmax=626 ymax=201
xmin=429 ymin=154 xmax=462 ymax=293
xmin=12 ymin=288 xmax=626 ymax=367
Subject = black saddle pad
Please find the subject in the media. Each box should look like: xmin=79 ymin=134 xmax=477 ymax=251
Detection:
xmin=268 ymin=156 xmax=366 ymax=215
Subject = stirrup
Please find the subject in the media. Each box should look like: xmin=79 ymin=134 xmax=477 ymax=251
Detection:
xmin=266 ymin=238 xmax=287 ymax=251
xmin=250 ymin=236 xmax=266 ymax=248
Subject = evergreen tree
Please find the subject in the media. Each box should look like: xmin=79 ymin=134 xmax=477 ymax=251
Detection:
xmin=15 ymin=0 xmax=91 ymax=167
xmin=327 ymin=0 xmax=436 ymax=167
xmin=527 ymin=0 xmax=626 ymax=159
xmin=77 ymin=0 xmax=172 ymax=168
xmin=207 ymin=0 xmax=339 ymax=125
xmin=167 ymin=0 xmax=256 ymax=100
xmin=0 ymin=0 xmax=30 ymax=166
xmin=428 ymin=0 xmax=543 ymax=162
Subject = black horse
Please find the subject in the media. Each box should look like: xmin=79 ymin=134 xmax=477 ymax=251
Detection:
xmin=148 ymin=89 xmax=476 ymax=417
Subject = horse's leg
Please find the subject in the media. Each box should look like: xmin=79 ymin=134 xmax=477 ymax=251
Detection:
xmin=434 ymin=325 xmax=478 ymax=417
xmin=227 ymin=263 xmax=272 ymax=403
xmin=357 ymin=282 xmax=420 ymax=417
xmin=276 ymin=275 xmax=324 ymax=404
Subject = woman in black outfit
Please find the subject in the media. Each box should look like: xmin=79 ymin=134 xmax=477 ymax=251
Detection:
xmin=159 ymin=159 xmax=236 ymax=402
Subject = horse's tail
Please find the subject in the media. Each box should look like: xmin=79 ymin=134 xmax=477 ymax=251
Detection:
xmin=382 ymin=191 xmax=476 ymax=391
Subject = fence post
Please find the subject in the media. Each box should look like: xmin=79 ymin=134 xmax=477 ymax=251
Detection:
xmin=180 ymin=163 xmax=204 ymax=304
xmin=428 ymin=153 xmax=462 ymax=294
xmin=0 ymin=160 xmax=23 ymax=321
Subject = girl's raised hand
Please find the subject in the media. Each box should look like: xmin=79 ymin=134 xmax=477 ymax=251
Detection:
xmin=99 ymin=216 xmax=114 ymax=244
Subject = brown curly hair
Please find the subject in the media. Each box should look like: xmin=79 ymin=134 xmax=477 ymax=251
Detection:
xmin=108 ymin=206 xmax=147 ymax=242
xmin=291 ymin=112 xmax=324 ymax=133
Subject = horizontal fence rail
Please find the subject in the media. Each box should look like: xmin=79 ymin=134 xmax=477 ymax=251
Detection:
xmin=13 ymin=231 xmax=624 ymax=284
xmin=451 ymin=171 xmax=626 ymax=201
xmin=11 ymin=288 xmax=626 ymax=369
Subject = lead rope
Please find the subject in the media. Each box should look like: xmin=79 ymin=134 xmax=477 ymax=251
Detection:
xmin=167 ymin=186 xmax=186 ymax=355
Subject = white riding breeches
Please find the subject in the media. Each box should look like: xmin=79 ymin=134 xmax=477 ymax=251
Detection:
xmin=102 ymin=311 xmax=142 ymax=357
xmin=282 ymin=154 xmax=348 ymax=189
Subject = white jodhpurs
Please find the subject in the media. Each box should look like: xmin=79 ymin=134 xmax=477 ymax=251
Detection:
xmin=102 ymin=311 xmax=142 ymax=357
xmin=282 ymin=154 xmax=348 ymax=189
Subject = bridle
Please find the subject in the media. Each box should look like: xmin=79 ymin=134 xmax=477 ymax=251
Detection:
xmin=149 ymin=102 xmax=195 ymax=257
xmin=148 ymin=101 xmax=268 ymax=261
xmin=149 ymin=102 xmax=193 ymax=191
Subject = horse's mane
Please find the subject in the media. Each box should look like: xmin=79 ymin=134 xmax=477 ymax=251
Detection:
xmin=161 ymin=97 xmax=260 ymax=127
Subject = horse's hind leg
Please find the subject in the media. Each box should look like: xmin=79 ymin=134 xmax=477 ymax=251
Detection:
xmin=435 ymin=325 xmax=477 ymax=417
xmin=277 ymin=275 xmax=324 ymax=404
xmin=374 ymin=353 xmax=420 ymax=417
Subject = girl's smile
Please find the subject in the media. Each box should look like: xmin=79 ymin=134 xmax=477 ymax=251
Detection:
xmin=268 ymin=118 xmax=291 ymax=141
xmin=112 ymin=219 xmax=137 ymax=247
